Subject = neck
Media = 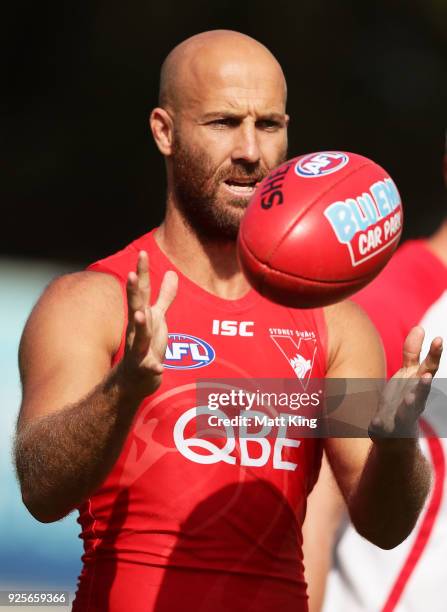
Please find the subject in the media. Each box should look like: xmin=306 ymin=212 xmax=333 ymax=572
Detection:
xmin=155 ymin=205 xmax=252 ymax=300
xmin=426 ymin=220 xmax=447 ymax=267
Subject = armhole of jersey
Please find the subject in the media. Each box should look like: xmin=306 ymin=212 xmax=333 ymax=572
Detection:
xmin=86 ymin=263 xmax=128 ymax=367
xmin=314 ymin=308 xmax=328 ymax=491
xmin=314 ymin=307 xmax=328 ymax=376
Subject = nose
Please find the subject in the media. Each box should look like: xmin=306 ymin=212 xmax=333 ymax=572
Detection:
xmin=231 ymin=121 xmax=261 ymax=165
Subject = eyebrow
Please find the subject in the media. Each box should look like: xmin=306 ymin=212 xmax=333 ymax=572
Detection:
xmin=200 ymin=111 xmax=286 ymax=122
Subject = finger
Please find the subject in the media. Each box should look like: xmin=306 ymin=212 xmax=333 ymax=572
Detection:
xmin=417 ymin=336 xmax=443 ymax=377
xmin=402 ymin=375 xmax=423 ymax=405
xmin=131 ymin=310 xmax=152 ymax=357
xmin=402 ymin=326 xmax=425 ymax=369
xmin=155 ymin=271 xmax=178 ymax=314
xmin=403 ymin=373 xmax=432 ymax=418
xmin=372 ymin=374 xmax=410 ymax=432
xmin=370 ymin=405 xmax=396 ymax=435
xmin=126 ymin=271 xmax=144 ymax=317
xmin=137 ymin=251 xmax=151 ymax=305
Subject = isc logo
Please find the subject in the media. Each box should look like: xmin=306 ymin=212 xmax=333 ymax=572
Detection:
xmin=212 ymin=320 xmax=254 ymax=336
xmin=164 ymin=333 xmax=215 ymax=369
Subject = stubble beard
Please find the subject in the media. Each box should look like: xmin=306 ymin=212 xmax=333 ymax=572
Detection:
xmin=170 ymin=135 xmax=287 ymax=243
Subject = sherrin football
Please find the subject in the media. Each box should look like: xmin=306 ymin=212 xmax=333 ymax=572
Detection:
xmin=238 ymin=151 xmax=403 ymax=308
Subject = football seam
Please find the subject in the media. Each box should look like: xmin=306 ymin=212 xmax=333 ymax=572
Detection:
xmin=264 ymin=159 xmax=374 ymax=265
xmin=263 ymin=264 xmax=380 ymax=286
xmin=239 ymin=230 xmax=385 ymax=286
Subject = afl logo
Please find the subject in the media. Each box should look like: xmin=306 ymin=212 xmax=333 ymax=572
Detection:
xmin=295 ymin=152 xmax=349 ymax=178
xmin=164 ymin=333 xmax=215 ymax=369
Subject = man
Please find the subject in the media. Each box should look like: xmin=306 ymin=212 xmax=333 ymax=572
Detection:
xmin=305 ymin=145 xmax=447 ymax=612
xmin=14 ymin=31 xmax=441 ymax=612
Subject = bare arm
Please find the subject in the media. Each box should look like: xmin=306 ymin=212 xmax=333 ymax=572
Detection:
xmin=323 ymin=301 xmax=441 ymax=550
xmin=15 ymin=252 xmax=177 ymax=523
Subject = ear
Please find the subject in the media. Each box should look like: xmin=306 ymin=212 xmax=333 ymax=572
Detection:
xmin=150 ymin=107 xmax=174 ymax=156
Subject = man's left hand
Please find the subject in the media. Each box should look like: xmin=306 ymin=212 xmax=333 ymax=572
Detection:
xmin=369 ymin=326 xmax=443 ymax=439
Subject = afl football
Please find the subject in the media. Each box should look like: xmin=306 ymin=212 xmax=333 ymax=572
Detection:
xmin=238 ymin=151 xmax=403 ymax=308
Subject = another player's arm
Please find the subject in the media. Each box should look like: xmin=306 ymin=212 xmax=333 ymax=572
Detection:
xmin=323 ymin=301 xmax=440 ymax=549
xmin=15 ymin=252 xmax=177 ymax=523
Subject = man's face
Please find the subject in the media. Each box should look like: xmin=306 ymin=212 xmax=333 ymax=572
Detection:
xmin=169 ymin=57 xmax=288 ymax=241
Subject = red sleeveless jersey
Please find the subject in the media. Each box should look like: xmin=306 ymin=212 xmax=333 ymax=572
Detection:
xmin=73 ymin=229 xmax=328 ymax=612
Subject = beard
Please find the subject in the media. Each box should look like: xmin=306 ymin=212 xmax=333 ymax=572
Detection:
xmin=170 ymin=133 xmax=287 ymax=242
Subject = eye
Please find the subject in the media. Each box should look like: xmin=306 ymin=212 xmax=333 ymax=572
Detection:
xmin=208 ymin=117 xmax=240 ymax=128
xmin=256 ymin=119 xmax=282 ymax=131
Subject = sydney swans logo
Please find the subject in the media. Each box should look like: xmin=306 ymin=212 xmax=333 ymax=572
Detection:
xmin=270 ymin=330 xmax=317 ymax=388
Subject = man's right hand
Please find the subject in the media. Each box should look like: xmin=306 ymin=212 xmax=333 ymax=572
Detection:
xmin=120 ymin=250 xmax=178 ymax=397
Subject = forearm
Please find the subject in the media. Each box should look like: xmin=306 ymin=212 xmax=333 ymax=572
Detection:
xmin=15 ymin=364 xmax=145 ymax=523
xmin=348 ymin=439 xmax=431 ymax=549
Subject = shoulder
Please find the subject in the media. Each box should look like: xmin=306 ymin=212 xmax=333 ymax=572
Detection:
xmin=324 ymin=299 xmax=378 ymax=338
xmin=20 ymin=271 xmax=125 ymax=361
xmin=30 ymin=270 xmax=123 ymax=321
xmin=324 ymin=300 xmax=385 ymax=377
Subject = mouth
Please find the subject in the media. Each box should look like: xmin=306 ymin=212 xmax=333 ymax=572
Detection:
xmin=222 ymin=179 xmax=260 ymax=197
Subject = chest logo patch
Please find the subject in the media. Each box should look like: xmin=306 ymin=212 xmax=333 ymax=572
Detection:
xmin=164 ymin=333 xmax=215 ymax=370
xmin=270 ymin=331 xmax=317 ymax=388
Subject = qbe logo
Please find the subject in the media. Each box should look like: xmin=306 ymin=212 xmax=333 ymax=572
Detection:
xmin=174 ymin=407 xmax=300 ymax=471
xmin=164 ymin=333 xmax=215 ymax=369
xmin=295 ymin=151 xmax=349 ymax=178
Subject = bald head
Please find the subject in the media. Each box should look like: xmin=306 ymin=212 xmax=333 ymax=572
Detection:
xmin=159 ymin=30 xmax=287 ymax=112
xmin=150 ymin=30 xmax=289 ymax=242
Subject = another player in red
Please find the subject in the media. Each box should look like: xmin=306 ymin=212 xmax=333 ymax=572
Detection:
xmin=14 ymin=31 xmax=441 ymax=612
xmin=305 ymin=145 xmax=447 ymax=612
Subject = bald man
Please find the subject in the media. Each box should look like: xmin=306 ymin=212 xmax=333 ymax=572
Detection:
xmin=14 ymin=31 xmax=441 ymax=612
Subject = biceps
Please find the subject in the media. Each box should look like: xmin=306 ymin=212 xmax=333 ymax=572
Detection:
xmin=18 ymin=277 xmax=119 ymax=423
xmin=326 ymin=301 xmax=386 ymax=379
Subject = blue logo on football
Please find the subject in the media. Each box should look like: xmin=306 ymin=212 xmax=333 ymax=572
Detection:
xmin=164 ymin=333 xmax=215 ymax=369
xmin=295 ymin=151 xmax=349 ymax=178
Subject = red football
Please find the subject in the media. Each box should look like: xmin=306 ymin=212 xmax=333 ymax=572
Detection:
xmin=238 ymin=151 xmax=403 ymax=308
